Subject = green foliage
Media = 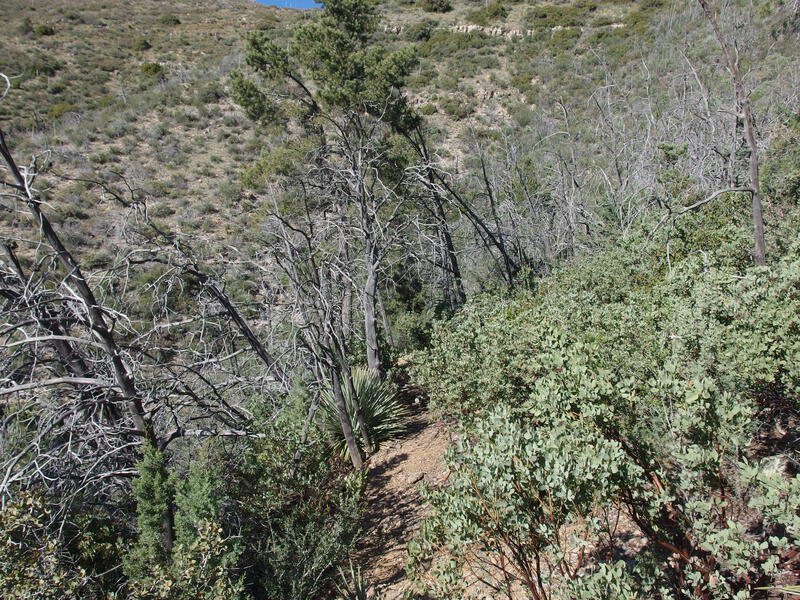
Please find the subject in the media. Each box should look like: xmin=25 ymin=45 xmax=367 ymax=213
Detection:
xmin=126 ymin=444 xmax=176 ymax=575
xmin=235 ymin=0 xmax=419 ymax=132
xmin=526 ymin=2 xmax=597 ymax=29
xmin=319 ymin=366 xmax=410 ymax=458
xmin=140 ymin=62 xmax=166 ymax=79
xmin=26 ymin=51 xmax=62 ymax=77
xmin=174 ymin=460 xmax=224 ymax=545
xmin=230 ymin=398 xmax=365 ymax=600
xmin=131 ymin=37 xmax=152 ymax=51
xmin=128 ymin=520 xmax=244 ymax=600
xmin=228 ymin=69 xmax=280 ymax=124
xmin=48 ymin=102 xmax=78 ymax=120
xmin=158 ymin=14 xmax=181 ymax=26
xmin=419 ymin=0 xmax=451 ymax=13
xmin=33 ymin=24 xmax=56 ymax=38
xmin=0 ymin=491 xmax=100 ymax=600
xmin=763 ymin=115 xmax=800 ymax=203
xmin=241 ymin=141 xmax=312 ymax=187
xmin=419 ymin=103 xmax=437 ymax=115
xmin=438 ymin=96 xmax=474 ymax=120
xmin=18 ymin=17 xmax=33 ymax=35
xmin=405 ymin=20 xmax=435 ymax=42
xmin=410 ymin=213 xmax=800 ymax=598
xmin=467 ymin=1 xmax=508 ymax=27
xmin=336 ymin=561 xmax=370 ymax=600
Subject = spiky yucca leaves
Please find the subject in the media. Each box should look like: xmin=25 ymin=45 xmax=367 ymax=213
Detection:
xmin=335 ymin=561 xmax=370 ymax=600
xmin=320 ymin=367 xmax=409 ymax=459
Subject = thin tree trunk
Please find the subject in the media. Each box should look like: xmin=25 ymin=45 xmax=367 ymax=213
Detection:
xmin=698 ymin=0 xmax=766 ymax=266
xmin=406 ymin=127 xmax=466 ymax=307
xmin=729 ymin=114 xmax=738 ymax=188
xmin=433 ymin=195 xmax=465 ymax=308
xmin=363 ymin=251 xmax=382 ymax=379
xmin=290 ymin=390 xmax=321 ymax=479
xmin=479 ymin=151 xmax=517 ymax=287
xmin=330 ymin=366 xmax=363 ymax=469
xmin=377 ymin=287 xmax=395 ymax=349
xmin=342 ymin=284 xmax=353 ymax=339
xmin=194 ymin=273 xmax=288 ymax=387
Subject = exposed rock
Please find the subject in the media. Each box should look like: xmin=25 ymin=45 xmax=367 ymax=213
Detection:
xmin=407 ymin=471 xmax=425 ymax=484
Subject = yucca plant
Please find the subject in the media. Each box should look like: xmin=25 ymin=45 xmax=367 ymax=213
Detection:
xmin=319 ymin=367 xmax=409 ymax=459
xmin=335 ymin=561 xmax=369 ymax=600
xmin=756 ymin=585 xmax=800 ymax=596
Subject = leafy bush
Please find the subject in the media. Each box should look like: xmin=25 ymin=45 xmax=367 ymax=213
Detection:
xmin=319 ymin=366 xmax=409 ymax=458
xmin=526 ymin=2 xmax=597 ymax=28
xmin=48 ymin=102 xmax=78 ymax=120
xmin=230 ymin=400 xmax=366 ymax=600
xmin=410 ymin=213 xmax=800 ymax=598
xmin=26 ymin=52 xmax=62 ymax=77
xmin=419 ymin=0 xmax=451 ymax=13
xmin=140 ymin=62 xmax=165 ymax=78
xmin=33 ymin=24 xmax=56 ymax=38
xmin=439 ymin=96 xmax=475 ymax=120
xmin=0 ymin=492 xmax=103 ymax=600
xmin=467 ymin=1 xmax=509 ymax=26
xmin=127 ymin=521 xmax=244 ymax=600
xmin=763 ymin=115 xmax=800 ymax=203
xmin=18 ymin=17 xmax=33 ymax=35
xmin=419 ymin=103 xmax=437 ymax=115
xmin=131 ymin=37 xmax=152 ymax=51
xmin=158 ymin=14 xmax=182 ymax=26
xmin=405 ymin=20 xmax=435 ymax=42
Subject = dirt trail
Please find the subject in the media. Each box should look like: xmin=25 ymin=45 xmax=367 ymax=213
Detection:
xmin=356 ymin=410 xmax=449 ymax=599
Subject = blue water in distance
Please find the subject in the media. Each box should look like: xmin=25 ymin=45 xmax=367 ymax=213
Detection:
xmin=255 ymin=0 xmax=320 ymax=9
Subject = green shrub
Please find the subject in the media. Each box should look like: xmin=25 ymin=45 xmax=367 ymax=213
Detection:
xmin=319 ymin=366 xmax=409 ymax=458
xmin=131 ymin=37 xmax=152 ymax=51
xmin=63 ymin=11 xmax=86 ymax=24
xmin=26 ymin=52 xmax=62 ymax=77
xmin=196 ymin=83 xmax=225 ymax=105
xmin=33 ymin=24 xmax=56 ymax=37
xmin=549 ymin=27 xmax=582 ymax=53
xmin=467 ymin=1 xmax=508 ymax=26
xmin=149 ymin=201 xmax=176 ymax=218
xmin=128 ymin=521 xmax=244 ymax=600
xmin=419 ymin=103 xmax=437 ymax=115
xmin=763 ymin=115 xmax=800 ymax=203
xmin=419 ymin=0 xmax=451 ymax=13
xmin=0 ymin=492 xmax=101 ymax=600
xmin=18 ymin=17 xmax=33 ymax=35
xmin=526 ymin=2 xmax=596 ymax=28
xmin=158 ymin=14 xmax=181 ymax=26
xmin=48 ymin=102 xmax=78 ymax=120
xmin=439 ymin=96 xmax=474 ymax=120
xmin=405 ymin=20 xmax=435 ymax=41
xmin=140 ymin=62 xmax=165 ymax=78
xmin=230 ymin=400 xmax=366 ymax=600
xmin=410 ymin=214 xmax=800 ymax=598
xmin=510 ymin=103 xmax=534 ymax=126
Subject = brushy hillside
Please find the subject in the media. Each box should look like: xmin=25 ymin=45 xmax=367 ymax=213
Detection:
xmin=1 ymin=0 xmax=799 ymax=598
xmin=411 ymin=197 xmax=800 ymax=599
xmin=1 ymin=0 xmax=797 ymax=271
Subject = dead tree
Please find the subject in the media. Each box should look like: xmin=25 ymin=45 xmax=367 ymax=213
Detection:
xmin=698 ymin=0 xmax=767 ymax=265
xmin=0 ymin=78 xmax=264 ymax=523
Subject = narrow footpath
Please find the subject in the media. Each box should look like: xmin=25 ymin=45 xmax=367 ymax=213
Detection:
xmin=356 ymin=410 xmax=449 ymax=599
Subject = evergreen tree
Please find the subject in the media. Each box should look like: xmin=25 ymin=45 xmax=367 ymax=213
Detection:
xmin=126 ymin=444 xmax=175 ymax=576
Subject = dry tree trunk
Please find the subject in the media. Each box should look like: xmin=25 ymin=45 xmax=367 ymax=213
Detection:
xmin=697 ymin=0 xmax=767 ymax=266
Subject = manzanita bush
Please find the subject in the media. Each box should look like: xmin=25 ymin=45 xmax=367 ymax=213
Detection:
xmin=409 ymin=207 xmax=800 ymax=600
